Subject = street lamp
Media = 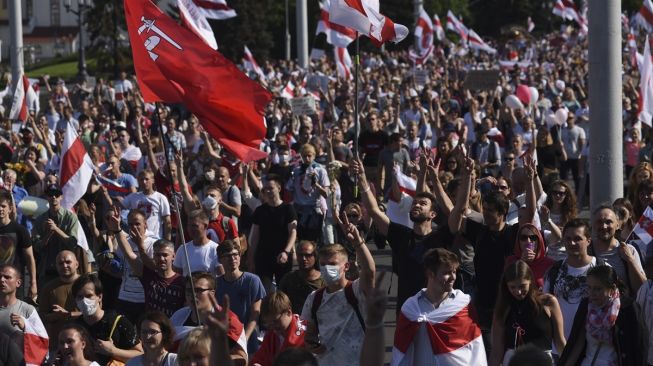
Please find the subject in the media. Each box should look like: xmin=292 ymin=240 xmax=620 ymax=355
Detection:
xmin=64 ymin=0 xmax=90 ymax=81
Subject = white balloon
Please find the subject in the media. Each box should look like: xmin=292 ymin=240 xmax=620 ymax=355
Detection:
xmin=555 ymin=108 xmax=569 ymax=125
xmin=528 ymin=87 xmax=539 ymax=105
xmin=545 ymin=113 xmax=558 ymax=128
xmin=505 ymin=94 xmax=524 ymax=110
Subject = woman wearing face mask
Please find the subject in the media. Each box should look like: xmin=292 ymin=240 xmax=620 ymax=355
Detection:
xmin=52 ymin=324 xmax=100 ymax=366
xmin=72 ymin=273 xmax=143 ymax=366
xmin=490 ymin=261 xmax=565 ymax=366
xmin=125 ymin=312 xmax=177 ymax=366
xmin=559 ymin=265 xmax=646 ymax=366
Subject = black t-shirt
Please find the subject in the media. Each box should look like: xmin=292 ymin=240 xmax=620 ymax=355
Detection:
xmin=140 ymin=266 xmax=186 ymax=317
xmin=359 ymin=130 xmax=388 ymax=166
xmin=0 ymin=220 xmax=31 ymax=270
xmin=387 ymin=222 xmax=453 ymax=308
xmin=76 ymin=310 xmax=139 ymax=366
xmin=252 ymin=203 xmax=298 ymax=260
xmin=463 ymin=220 xmax=519 ymax=311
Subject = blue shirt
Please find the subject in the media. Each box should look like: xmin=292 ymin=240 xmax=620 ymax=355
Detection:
xmin=11 ymin=185 xmax=31 ymax=232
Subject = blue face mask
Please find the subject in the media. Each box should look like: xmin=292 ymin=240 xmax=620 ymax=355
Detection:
xmin=320 ymin=264 xmax=341 ymax=285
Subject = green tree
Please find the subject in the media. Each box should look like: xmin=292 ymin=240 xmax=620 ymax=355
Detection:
xmin=85 ymin=0 xmax=132 ymax=78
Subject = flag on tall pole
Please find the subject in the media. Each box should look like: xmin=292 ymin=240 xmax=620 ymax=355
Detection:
xmin=446 ymin=11 xmax=469 ymax=41
xmin=243 ymin=46 xmax=265 ymax=80
xmin=468 ymin=29 xmax=496 ymax=54
xmin=328 ymin=0 xmax=408 ymax=47
xmin=317 ymin=0 xmax=357 ymax=47
xmin=637 ymin=0 xmax=653 ymax=32
xmin=124 ymin=0 xmax=272 ymax=162
xmin=334 ymin=46 xmax=353 ymax=80
xmin=415 ymin=8 xmax=434 ymax=53
xmin=433 ymin=14 xmax=445 ymax=41
xmin=177 ymin=0 xmax=218 ymax=50
xmin=639 ymin=36 xmax=653 ymax=127
xmin=9 ymin=75 xmax=38 ymax=121
xmin=189 ymin=0 xmax=236 ymax=19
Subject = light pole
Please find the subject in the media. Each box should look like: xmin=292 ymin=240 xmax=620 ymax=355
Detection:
xmin=64 ymin=0 xmax=89 ymax=81
xmin=284 ymin=0 xmax=291 ymax=60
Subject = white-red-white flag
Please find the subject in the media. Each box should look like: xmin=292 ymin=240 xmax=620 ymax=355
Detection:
xmin=622 ymin=12 xmax=630 ymax=30
xmin=328 ymin=0 xmax=408 ymax=47
xmin=628 ymin=32 xmax=638 ymax=68
xmin=317 ymin=0 xmax=357 ymax=47
xmin=639 ymin=36 xmax=653 ymax=127
xmin=638 ymin=0 xmax=653 ymax=32
xmin=527 ymin=16 xmax=535 ymax=32
xmin=60 ymin=119 xmax=94 ymax=252
xmin=408 ymin=45 xmax=434 ymax=65
xmin=552 ymin=0 xmax=587 ymax=34
xmin=446 ymin=10 xmax=469 ymax=41
xmin=9 ymin=75 xmax=38 ymax=121
xmin=394 ymin=165 xmax=416 ymax=196
xmin=392 ymin=290 xmax=486 ymax=366
xmin=243 ymin=45 xmax=265 ymax=80
xmin=433 ymin=14 xmax=445 ymax=41
xmin=23 ymin=310 xmax=49 ymax=366
xmin=190 ymin=0 xmax=236 ymax=20
xmin=630 ymin=206 xmax=653 ymax=257
xmin=280 ymin=80 xmax=296 ymax=99
xmin=468 ymin=29 xmax=496 ymax=54
xmin=415 ymin=8 xmax=434 ymax=49
xmin=177 ymin=0 xmax=218 ymax=50
xmin=334 ymin=47 xmax=353 ymax=80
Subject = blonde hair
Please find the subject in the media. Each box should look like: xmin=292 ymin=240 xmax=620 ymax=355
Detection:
xmin=260 ymin=291 xmax=293 ymax=318
xmin=300 ymin=144 xmax=316 ymax=156
xmin=318 ymin=243 xmax=348 ymax=260
xmin=177 ymin=327 xmax=211 ymax=363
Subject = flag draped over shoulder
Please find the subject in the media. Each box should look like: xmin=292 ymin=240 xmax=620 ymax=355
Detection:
xmin=328 ymin=0 xmax=408 ymax=47
xmin=124 ymin=0 xmax=272 ymax=162
xmin=23 ymin=311 xmax=49 ymax=366
xmin=391 ymin=290 xmax=486 ymax=366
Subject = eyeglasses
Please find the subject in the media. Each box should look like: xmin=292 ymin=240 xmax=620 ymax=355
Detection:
xmin=519 ymin=234 xmax=539 ymax=242
xmin=185 ymin=287 xmax=212 ymax=295
xmin=47 ymin=192 xmax=62 ymax=198
xmin=140 ymin=329 xmax=162 ymax=337
xmin=552 ymin=191 xmax=567 ymax=197
xmin=298 ymin=252 xmax=315 ymax=258
xmin=503 ymin=157 xmax=515 ymax=161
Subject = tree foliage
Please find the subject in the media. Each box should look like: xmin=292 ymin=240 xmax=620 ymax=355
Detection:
xmin=85 ymin=0 xmax=132 ymax=78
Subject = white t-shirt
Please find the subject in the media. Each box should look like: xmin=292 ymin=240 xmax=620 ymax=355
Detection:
xmin=115 ymin=232 xmax=156 ymax=303
xmin=543 ymin=257 xmax=598 ymax=340
xmin=173 ymin=240 xmax=220 ymax=276
xmin=122 ymin=191 xmax=171 ymax=238
xmin=300 ymin=279 xmax=366 ymax=366
xmin=125 ymin=353 xmax=177 ymax=366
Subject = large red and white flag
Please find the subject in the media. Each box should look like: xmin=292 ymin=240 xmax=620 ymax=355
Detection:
xmin=639 ymin=36 xmax=653 ymax=127
xmin=189 ymin=0 xmax=236 ymax=19
xmin=394 ymin=165 xmax=416 ymax=196
xmin=177 ymin=0 xmax=218 ymax=50
xmin=629 ymin=206 xmax=653 ymax=258
xmin=468 ymin=29 xmax=496 ymax=54
xmin=317 ymin=0 xmax=357 ymax=47
xmin=638 ymin=0 xmax=653 ymax=32
xmin=243 ymin=45 xmax=265 ymax=80
xmin=172 ymin=307 xmax=247 ymax=356
xmin=392 ymin=290 xmax=486 ymax=366
xmin=433 ymin=14 xmax=445 ymax=41
xmin=328 ymin=0 xmax=408 ymax=47
xmin=9 ymin=75 xmax=38 ymax=121
xmin=23 ymin=310 xmax=49 ymax=366
xmin=446 ymin=11 xmax=469 ymax=41
xmin=415 ymin=8 xmax=434 ymax=52
xmin=334 ymin=47 xmax=353 ymax=80
xmin=408 ymin=45 xmax=434 ymax=65
xmin=125 ymin=0 xmax=272 ymax=162
xmin=552 ymin=0 xmax=587 ymax=34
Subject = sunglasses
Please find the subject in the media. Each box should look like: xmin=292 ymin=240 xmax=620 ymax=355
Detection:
xmin=519 ymin=234 xmax=539 ymax=242
xmin=552 ymin=190 xmax=567 ymax=196
xmin=297 ymin=252 xmax=315 ymax=258
xmin=503 ymin=157 xmax=515 ymax=161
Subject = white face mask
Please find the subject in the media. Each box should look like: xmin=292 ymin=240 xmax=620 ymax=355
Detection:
xmin=271 ymin=153 xmax=280 ymax=165
xmin=320 ymin=264 xmax=342 ymax=285
xmin=280 ymin=154 xmax=290 ymax=163
xmin=204 ymin=171 xmax=216 ymax=181
xmin=76 ymin=297 xmax=98 ymax=317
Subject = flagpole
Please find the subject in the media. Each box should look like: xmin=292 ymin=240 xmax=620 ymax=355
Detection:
xmin=353 ymin=33 xmax=360 ymax=198
xmin=153 ymin=102 xmax=201 ymax=324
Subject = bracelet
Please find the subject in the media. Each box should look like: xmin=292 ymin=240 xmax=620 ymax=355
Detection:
xmin=361 ymin=185 xmax=371 ymax=193
xmin=366 ymin=321 xmax=384 ymax=330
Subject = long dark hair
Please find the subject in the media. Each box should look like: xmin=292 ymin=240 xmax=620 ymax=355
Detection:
xmin=587 ymin=265 xmax=626 ymax=295
xmin=544 ymin=180 xmax=577 ymax=226
xmin=493 ymin=260 xmax=543 ymax=324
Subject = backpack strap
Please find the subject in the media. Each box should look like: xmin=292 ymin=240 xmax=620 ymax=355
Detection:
xmin=546 ymin=260 xmax=564 ymax=294
xmin=109 ymin=314 xmax=123 ymax=340
xmin=310 ymin=287 xmax=327 ymax=336
xmin=221 ymin=216 xmax=233 ymax=239
xmin=344 ymin=282 xmax=366 ymax=332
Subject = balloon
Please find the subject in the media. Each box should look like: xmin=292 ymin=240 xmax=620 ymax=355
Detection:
xmin=545 ymin=113 xmax=558 ymax=128
xmin=505 ymin=94 xmax=524 ymax=110
xmin=555 ymin=108 xmax=569 ymax=125
xmin=528 ymin=87 xmax=539 ymax=105
xmin=516 ymin=85 xmax=531 ymax=105
xmin=18 ymin=196 xmax=49 ymax=218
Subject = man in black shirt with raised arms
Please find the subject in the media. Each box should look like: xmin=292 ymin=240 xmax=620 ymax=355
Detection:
xmin=448 ymin=154 xmax=537 ymax=353
xmin=351 ymin=157 xmax=453 ymax=309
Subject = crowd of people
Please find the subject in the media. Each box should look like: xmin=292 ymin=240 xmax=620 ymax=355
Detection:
xmin=1 ymin=22 xmax=653 ymax=366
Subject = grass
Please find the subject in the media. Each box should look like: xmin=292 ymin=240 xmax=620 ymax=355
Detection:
xmin=26 ymin=55 xmax=97 ymax=82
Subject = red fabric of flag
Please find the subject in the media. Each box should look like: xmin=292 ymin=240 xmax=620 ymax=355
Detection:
xmin=124 ymin=0 xmax=272 ymax=162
